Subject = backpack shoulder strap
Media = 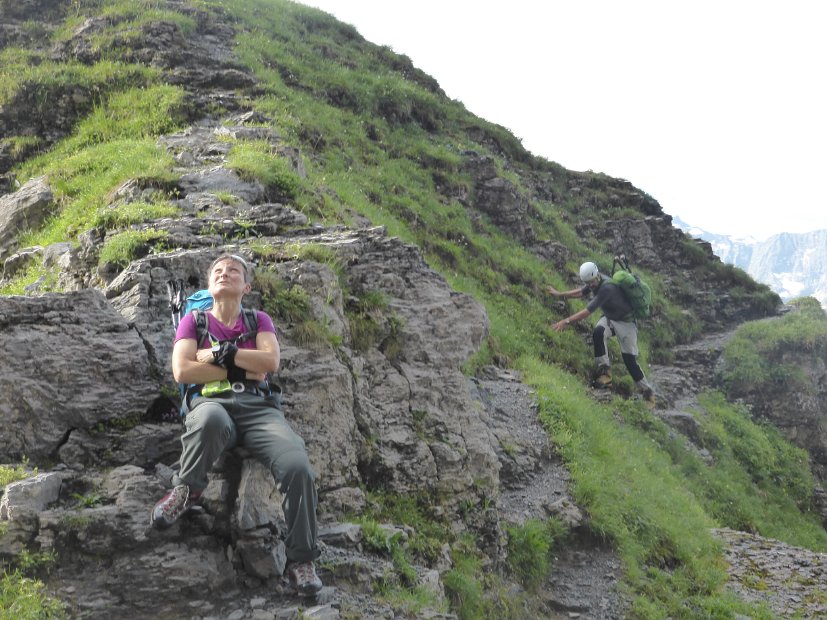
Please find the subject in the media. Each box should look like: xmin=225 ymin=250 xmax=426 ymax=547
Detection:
xmin=241 ymin=307 xmax=259 ymax=332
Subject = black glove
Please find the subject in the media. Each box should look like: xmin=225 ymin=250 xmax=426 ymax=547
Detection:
xmin=227 ymin=365 xmax=246 ymax=383
xmin=211 ymin=341 xmax=238 ymax=368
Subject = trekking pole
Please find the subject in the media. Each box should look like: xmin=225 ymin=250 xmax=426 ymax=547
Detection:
xmin=166 ymin=278 xmax=186 ymax=326
xmin=611 ymin=254 xmax=625 ymax=276
xmin=613 ymin=253 xmax=631 ymax=274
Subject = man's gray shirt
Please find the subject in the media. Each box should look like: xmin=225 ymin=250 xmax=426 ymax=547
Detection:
xmin=582 ymin=277 xmax=633 ymax=321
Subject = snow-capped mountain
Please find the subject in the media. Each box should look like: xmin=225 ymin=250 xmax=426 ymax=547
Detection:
xmin=673 ymin=217 xmax=827 ymax=308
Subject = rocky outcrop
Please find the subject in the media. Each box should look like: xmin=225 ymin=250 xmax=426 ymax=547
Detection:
xmin=0 ymin=176 xmax=53 ymax=263
xmin=0 ymin=288 xmax=160 ymax=464
xmin=0 ymin=108 xmax=589 ymax=618
xmin=464 ymin=153 xmax=535 ymax=244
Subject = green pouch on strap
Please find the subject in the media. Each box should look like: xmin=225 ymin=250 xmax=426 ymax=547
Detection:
xmin=202 ymin=379 xmax=232 ymax=397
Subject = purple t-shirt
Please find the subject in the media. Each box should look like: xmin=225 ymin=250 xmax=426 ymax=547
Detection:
xmin=174 ymin=310 xmax=276 ymax=349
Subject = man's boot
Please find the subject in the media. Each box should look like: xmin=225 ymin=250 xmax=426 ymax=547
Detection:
xmin=593 ymin=365 xmax=612 ymax=389
xmin=635 ymin=379 xmax=656 ymax=409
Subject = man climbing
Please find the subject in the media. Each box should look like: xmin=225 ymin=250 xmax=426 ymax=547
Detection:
xmin=150 ymin=253 xmax=323 ymax=596
xmin=549 ymin=261 xmax=656 ymax=406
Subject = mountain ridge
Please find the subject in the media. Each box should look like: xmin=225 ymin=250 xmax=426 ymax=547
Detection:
xmin=674 ymin=216 xmax=827 ymax=308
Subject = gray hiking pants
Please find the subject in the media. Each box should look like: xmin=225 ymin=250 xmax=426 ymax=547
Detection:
xmin=172 ymin=391 xmax=319 ymax=563
xmin=594 ymin=316 xmax=639 ymax=362
xmin=593 ymin=316 xmax=652 ymax=390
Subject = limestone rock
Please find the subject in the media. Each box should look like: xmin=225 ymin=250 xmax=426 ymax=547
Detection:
xmin=0 ymin=472 xmax=63 ymax=520
xmin=0 ymin=176 xmax=53 ymax=262
xmin=0 ymin=289 xmax=159 ymax=462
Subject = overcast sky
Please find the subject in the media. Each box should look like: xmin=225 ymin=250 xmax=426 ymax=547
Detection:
xmin=300 ymin=1 xmax=825 ymax=241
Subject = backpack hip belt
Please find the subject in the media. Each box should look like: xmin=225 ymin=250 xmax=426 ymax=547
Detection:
xmin=187 ymin=379 xmax=268 ymax=402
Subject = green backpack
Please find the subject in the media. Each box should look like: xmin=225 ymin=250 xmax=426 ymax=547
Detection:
xmin=610 ymin=256 xmax=651 ymax=320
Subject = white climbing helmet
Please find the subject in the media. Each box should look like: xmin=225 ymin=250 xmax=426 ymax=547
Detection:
xmin=579 ymin=261 xmax=600 ymax=283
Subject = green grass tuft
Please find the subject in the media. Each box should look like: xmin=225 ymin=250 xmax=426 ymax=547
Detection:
xmin=98 ymin=229 xmax=168 ymax=268
xmin=722 ymin=298 xmax=827 ymax=397
xmin=0 ymin=570 xmax=67 ymax=620
xmin=226 ymin=140 xmax=303 ymax=199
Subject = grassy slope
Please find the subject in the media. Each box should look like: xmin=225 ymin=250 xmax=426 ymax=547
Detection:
xmin=2 ymin=1 xmax=826 ymax=617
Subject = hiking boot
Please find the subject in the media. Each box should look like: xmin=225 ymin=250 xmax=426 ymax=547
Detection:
xmin=287 ymin=561 xmax=323 ymax=597
xmin=642 ymin=388 xmax=656 ymax=409
xmin=593 ymin=365 xmax=612 ymax=389
xmin=150 ymin=484 xmax=200 ymax=529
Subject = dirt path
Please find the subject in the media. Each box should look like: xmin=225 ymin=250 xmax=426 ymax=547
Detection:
xmin=648 ymin=328 xmax=735 ymax=410
xmin=472 ymin=367 xmax=628 ymax=618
